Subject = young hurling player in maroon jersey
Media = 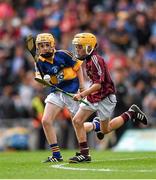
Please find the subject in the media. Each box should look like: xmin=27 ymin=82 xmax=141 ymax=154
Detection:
xmin=69 ymin=33 xmax=148 ymax=163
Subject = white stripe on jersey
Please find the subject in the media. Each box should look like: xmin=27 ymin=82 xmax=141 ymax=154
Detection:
xmin=92 ymin=55 xmax=102 ymax=76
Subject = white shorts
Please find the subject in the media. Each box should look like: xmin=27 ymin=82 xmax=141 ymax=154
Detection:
xmin=45 ymin=92 xmax=79 ymax=116
xmin=80 ymin=94 xmax=117 ymax=120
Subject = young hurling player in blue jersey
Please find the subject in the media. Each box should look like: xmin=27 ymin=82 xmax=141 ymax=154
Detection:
xmin=34 ymin=33 xmax=103 ymax=163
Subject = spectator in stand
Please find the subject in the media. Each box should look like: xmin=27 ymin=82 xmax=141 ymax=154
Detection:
xmin=112 ymin=67 xmax=132 ymax=143
xmin=134 ymin=13 xmax=151 ymax=46
xmin=31 ymin=88 xmax=46 ymax=149
xmin=143 ymin=77 xmax=156 ymax=126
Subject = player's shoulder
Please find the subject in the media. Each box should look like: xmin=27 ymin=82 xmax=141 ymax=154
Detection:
xmin=56 ymin=49 xmax=73 ymax=58
xmin=91 ymin=53 xmax=105 ymax=64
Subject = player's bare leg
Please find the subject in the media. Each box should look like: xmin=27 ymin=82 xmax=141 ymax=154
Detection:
xmin=69 ymin=108 xmax=93 ymax=163
xmin=84 ymin=122 xmax=93 ymax=132
xmin=100 ymin=117 xmax=124 ymax=134
xmin=42 ymin=103 xmax=63 ymax=162
xmin=100 ymin=104 xmax=147 ymax=134
xmin=42 ymin=103 xmax=61 ymax=143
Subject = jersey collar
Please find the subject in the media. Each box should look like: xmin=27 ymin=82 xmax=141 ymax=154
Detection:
xmin=38 ymin=49 xmax=56 ymax=64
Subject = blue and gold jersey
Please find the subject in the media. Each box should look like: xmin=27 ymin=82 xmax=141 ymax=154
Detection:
xmin=35 ymin=50 xmax=83 ymax=93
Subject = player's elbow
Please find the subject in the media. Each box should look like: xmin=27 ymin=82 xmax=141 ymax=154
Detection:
xmin=94 ymin=83 xmax=101 ymax=91
xmin=97 ymin=84 xmax=101 ymax=90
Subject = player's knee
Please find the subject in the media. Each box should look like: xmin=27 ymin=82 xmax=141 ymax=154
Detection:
xmin=72 ymin=117 xmax=82 ymax=128
xmin=101 ymin=125 xmax=111 ymax=134
xmin=42 ymin=118 xmax=51 ymax=127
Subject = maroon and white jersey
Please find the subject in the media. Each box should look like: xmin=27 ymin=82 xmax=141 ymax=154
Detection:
xmin=85 ymin=52 xmax=116 ymax=103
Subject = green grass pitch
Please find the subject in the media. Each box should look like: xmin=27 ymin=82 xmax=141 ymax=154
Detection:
xmin=0 ymin=150 xmax=156 ymax=179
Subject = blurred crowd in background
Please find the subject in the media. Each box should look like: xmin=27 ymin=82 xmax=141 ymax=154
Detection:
xmin=0 ymin=0 xmax=156 ymax=150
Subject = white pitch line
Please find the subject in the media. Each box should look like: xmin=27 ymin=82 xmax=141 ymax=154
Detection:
xmin=51 ymin=163 xmax=155 ymax=172
xmin=50 ymin=157 xmax=156 ymax=173
xmin=51 ymin=163 xmax=111 ymax=172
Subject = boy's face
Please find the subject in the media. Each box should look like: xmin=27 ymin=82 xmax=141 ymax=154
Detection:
xmin=38 ymin=42 xmax=54 ymax=55
xmin=74 ymin=44 xmax=86 ymax=60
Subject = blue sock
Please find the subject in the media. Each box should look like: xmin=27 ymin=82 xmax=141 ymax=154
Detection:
xmin=49 ymin=143 xmax=61 ymax=158
xmin=93 ymin=121 xmax=100 ymax=132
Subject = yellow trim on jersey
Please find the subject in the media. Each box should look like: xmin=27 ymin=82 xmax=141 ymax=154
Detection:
xmin=73 ymin=60 xmax=83 ymax=71
xmin=64 ymin=67 xmax=77 ymax=79
xmin=57 ymin=49 xmax=73 ymax=57
xmin=38 ymin=55 xmax=54 ymax=64
xmin=38 ymin=49 xmax=56 ymax=63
